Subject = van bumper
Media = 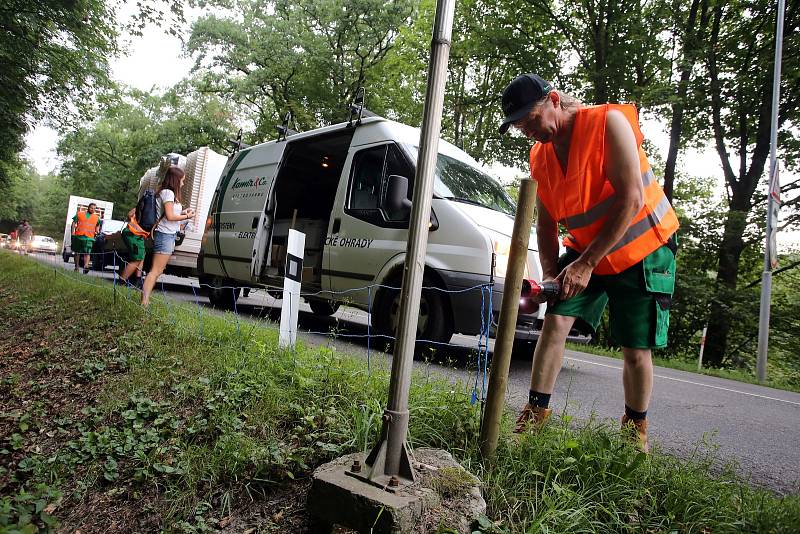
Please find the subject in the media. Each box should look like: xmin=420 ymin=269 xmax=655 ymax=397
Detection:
xmin=438 ymin=270 xmax=543 ymax=340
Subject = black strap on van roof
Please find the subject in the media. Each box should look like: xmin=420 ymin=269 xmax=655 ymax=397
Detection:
xmin=227 ymin=129 xmax=251 ymax=154
xmin=277 ymin=111 xmax=298 ymax=142
xmin=347 ymin=87 xmax=368 ymax=127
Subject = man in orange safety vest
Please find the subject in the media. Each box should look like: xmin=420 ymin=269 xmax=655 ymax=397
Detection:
xmin=71 ymin=203 xmax=101 ymax=274
xmin=499 ymin=74 xmax=679 ymax=452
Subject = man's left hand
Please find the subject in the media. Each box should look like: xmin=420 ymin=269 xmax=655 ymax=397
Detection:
xmin=556 ymin=260 xmax=593 ymax=300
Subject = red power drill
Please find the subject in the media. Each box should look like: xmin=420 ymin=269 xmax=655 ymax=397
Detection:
xmin=519 ymin=279 xmax=561 ymax=314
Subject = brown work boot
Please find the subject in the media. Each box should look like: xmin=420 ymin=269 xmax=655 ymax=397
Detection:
xmin=513 ymin=403 xmax=552 ymax=434
xmin=621 ymin=414 xmax=649 ymax=453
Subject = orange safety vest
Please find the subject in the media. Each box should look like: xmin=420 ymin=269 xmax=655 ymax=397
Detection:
xmin=74 ymin=211 xmax=100 ymax=238
xmin=126 ymin=215 xmax=150 ymax=238
xmin=530 ymin=104 xmax=679 ymax=275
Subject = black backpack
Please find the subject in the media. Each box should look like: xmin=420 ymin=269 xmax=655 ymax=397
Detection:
xmin=136 ymin=190 xmax=159 ymax=232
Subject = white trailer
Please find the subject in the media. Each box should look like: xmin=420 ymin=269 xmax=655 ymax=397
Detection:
xmin=126 ymin=148 xmax=227 ymax=276
xmin=167 ymin=147 xmax=229 ymax=273
xmin=61 ymin=195 xmax=114 ymax=262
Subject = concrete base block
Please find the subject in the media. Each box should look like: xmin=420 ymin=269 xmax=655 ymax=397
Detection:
xmin=307 ymin=448 xmax=485 ymax=534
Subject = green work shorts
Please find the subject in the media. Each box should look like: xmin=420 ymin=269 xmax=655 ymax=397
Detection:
xmin=71 ymin=236 xmax=94 ymax=254
xmin=121 ymin=228 xmax=146 ymax=261
xmin=547 ymin=242 xmax=676 ymax=349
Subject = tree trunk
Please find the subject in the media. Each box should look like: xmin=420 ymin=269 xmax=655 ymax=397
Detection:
xmin=701 ymin=208 xmax=748 ymax=366
xmin=701 ymin=2 xmax=774 ymax=366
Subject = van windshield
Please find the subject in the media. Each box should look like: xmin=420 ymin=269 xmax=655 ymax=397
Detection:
xmin=404 ymin=145 xmax=515 ymax=216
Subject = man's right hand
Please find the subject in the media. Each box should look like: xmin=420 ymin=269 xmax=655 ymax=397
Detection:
xmin=556 ymin=258 xmax=593 ymax=300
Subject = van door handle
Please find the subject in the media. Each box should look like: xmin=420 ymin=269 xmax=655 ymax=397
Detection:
xmin=252 ymin=217 xmax=259 ymax=229
xmin=332 ymin=218 xmax=341 ymax=234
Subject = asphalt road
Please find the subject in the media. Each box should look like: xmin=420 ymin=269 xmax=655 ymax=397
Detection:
xmin=34 ymin=252 xmax=800 ymax=494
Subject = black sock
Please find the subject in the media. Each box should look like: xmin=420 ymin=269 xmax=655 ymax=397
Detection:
xmin=528 ymin=390 xmax=551 ymax=408
xmin=625 ymin=405 xmax=647 ymax=421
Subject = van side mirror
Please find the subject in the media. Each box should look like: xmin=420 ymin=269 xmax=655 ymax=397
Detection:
xmin=385 ymin=174 xmax=412 ymax=212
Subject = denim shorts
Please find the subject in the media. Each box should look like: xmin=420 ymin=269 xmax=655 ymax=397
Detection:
xmin=152 ymin=230 xmax=176 ymax=255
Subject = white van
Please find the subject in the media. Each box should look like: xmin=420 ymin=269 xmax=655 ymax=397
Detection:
xmin=199 ymin=116 xmax=546 ymax=345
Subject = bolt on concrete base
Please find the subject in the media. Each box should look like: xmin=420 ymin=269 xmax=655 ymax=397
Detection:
xmin=307 ymin=448 xmax=486 ymax=533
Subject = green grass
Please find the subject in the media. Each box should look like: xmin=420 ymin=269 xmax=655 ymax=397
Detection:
xmin=566 ymin=341 xmax=800 ymax=394
xmin=1 ymin=251 xmax=798 ymax=533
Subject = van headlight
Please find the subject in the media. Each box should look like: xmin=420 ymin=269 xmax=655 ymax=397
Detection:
xmin=492 ymin=236 xmax=529 ymax=279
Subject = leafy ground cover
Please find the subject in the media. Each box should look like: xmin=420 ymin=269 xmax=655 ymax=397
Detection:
xmin=1 ymin=251 xmax=798 ymax=533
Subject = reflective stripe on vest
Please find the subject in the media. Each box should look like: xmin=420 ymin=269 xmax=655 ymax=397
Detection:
xmin=74 ymin=212 xmax=99 ymax=238
xmin=126 ymin=217 xmax=150 ymax=238
xmin=558 ymin=169 xmax=656 ymax=229
xmin=530 ymin=104 xmax=679 ymax=275
xmin=608 ymin=194 xmax=673 ymax=253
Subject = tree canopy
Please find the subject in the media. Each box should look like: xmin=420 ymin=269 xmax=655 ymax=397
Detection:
xmin=0 ymin=0 xmax=117 ymax=184
xmin=56 ymin=85 xmax=236 ymax=210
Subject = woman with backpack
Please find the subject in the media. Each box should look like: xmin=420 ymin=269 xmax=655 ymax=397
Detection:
xmin=141 ymin=166 xmax=194 ymax=307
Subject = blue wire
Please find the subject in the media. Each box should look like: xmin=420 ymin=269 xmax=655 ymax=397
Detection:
xmin=482 ymin=282 xmax=493 ymax=403
xmin=472 ymin=285 xmax=486 ymax=405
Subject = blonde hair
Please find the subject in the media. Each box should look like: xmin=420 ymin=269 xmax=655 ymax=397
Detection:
xmin=555 ymin=90 xmax=581 ymax=110
xmin=534 ymin=89 xmax=581 ymax=109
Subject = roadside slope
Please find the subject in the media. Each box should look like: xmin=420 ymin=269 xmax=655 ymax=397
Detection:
xmin=1 ymin=252 xmax=798 ymax=533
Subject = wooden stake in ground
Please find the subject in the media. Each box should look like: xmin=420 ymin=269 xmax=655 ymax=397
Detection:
xmin=479 ymin=178 xmax=537 ymax=459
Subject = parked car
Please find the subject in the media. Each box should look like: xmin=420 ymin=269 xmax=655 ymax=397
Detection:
xmin=0 ymin=233 xmax=8 ymax=248
xmin=30 ymin=235 xmax=58 ymax=255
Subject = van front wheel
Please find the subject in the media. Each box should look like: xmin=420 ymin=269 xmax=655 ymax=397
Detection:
xmin=374 ymin=277 xmax=453 ymax=346
xmin=309 ymin=300 xmax=340 ymax=316
xmin=202 ymin=275 xmax=240 ymax=309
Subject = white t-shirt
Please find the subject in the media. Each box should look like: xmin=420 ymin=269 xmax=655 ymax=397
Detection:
xmin=155 ymin=189 xmax=183 ymax=234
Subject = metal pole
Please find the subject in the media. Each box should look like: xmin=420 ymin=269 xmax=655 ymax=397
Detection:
xmin=113 ymin=252 xmax=117 ymax=305
xmin=479 ymin=179 xmax=538 ymax=459
xmin=756 ymin=0 xmax=785 ymax=383
xmin=365 ymin=0 xmax=455 ymax=485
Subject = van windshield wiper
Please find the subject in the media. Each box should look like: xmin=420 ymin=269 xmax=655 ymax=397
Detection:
xmin=443 ymin=196 xmax=490 ymax=209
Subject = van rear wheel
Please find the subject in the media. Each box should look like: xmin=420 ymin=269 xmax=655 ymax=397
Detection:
xmin=373 ymin=276 xmax=453 ymax=348
xmin=202 ymin=275 xmax=240 ymax=309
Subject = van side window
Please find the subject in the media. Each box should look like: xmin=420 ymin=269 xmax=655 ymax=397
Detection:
xmin=347 ymin=144 xmax=415 ymax=227
xmin=349 ymin=146 xmax=386 ymax=211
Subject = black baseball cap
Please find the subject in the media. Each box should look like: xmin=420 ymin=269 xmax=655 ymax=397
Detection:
xmin=499 ymin=74 xmax=553 ymax=134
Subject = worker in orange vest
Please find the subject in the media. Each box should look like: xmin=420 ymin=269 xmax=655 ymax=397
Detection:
xmin=499 ymin=74 xmax=679 ymax=452
xmin=71 ymin=203 xmax=101 ymax=274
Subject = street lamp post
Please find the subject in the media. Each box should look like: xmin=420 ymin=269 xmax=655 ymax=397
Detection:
xmin=756 ymin=0 xmax=786 ymax=383
xmin=362 ymin=0 xmax=456 ymax=486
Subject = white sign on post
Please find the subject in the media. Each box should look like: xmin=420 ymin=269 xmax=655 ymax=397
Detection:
xmin=279 ymin=229 xmax=305 ymax=349
xmin=768 ymin=165 xmax=781 ymax=269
